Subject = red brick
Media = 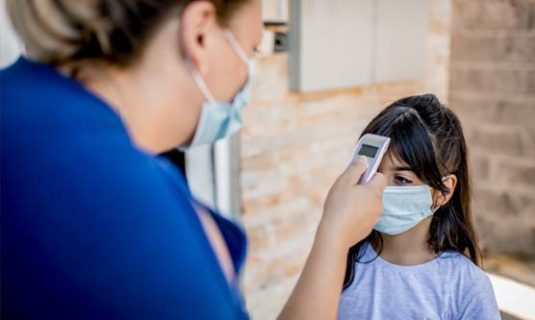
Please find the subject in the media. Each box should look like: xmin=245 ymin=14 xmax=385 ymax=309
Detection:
xmin=469 ymin=127 xmax=525 ymax=156
xmin=528 ymin=70 xmax=535 ymax=95
xmin=470 ymin=156 xmax=492 ymax=182
xmin=496 ymin=161 xmax=535 ymax=188
xmin=473 ymin=188 xmax=533 ymax=217
xmin=451 ymin=95 xmax=535 ymax=125
xmin=453 ymin=0 xmax=533 ymax=31
xmin=451 ymin=32 xmax=535 ymax=64
xmin=473 ymin=214 xmax=535 ymax=256
xmin=450 ymin=67 xmax=529 ymax=95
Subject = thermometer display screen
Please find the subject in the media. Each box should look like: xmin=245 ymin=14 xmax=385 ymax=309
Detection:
xmin=358 ymin=144 xmax=379 ymax=158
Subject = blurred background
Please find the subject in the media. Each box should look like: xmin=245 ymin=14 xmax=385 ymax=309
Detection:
xmin=241 ymin=1 xmax=534 ymax=319
xmin=1 ymin=0 xmax=534 ymax=319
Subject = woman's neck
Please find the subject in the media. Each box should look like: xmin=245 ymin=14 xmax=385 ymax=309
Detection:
xmin=58 ymin=53 xmax=202 ymax=154
xmin=372 ymin=217 xmax=437 ymax=266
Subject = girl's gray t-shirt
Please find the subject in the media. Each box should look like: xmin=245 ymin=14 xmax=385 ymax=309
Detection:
xmin=338 ymin=242 xmax=500 ymax=320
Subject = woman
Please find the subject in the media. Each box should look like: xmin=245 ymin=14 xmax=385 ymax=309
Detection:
xmin=1 ymin=0 xmax=386 ymax=319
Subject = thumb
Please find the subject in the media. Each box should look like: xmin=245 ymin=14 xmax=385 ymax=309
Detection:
xmin=340 ymin=156 xmax=368 ymax=186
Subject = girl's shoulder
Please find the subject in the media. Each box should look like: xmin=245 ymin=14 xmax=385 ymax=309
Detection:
xmin=437 ymin=251 xmax=499 ymax=315
xmin=438 ymin=250 xmax=490 ymax=284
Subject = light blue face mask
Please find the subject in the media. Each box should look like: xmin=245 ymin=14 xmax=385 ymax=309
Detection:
xmin=374 ymin=185 xmax=438 ymax=235
xmin=186 ymin=30 xmax=255 ymax=148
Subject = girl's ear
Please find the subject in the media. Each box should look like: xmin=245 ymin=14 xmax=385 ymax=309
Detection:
xmin=434 ymin=174 xmax=458 ymax=209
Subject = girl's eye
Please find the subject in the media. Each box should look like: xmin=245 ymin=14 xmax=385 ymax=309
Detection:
xmin=393 ymin=176 xmax=413 ymax=185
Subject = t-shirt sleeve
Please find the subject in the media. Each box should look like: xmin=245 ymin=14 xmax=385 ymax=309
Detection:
xmin=458 ymin=272 xmax=501 ymax=320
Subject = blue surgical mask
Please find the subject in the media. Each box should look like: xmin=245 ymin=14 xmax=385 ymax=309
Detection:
xmin=185 ymin=30 xmax=255 ymax=148
xmin=374 ymin=185 xmax=438 ymax=235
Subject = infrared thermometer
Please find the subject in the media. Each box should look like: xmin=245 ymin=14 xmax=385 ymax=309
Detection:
xmin=350 ymin=134 xmax=391 ymax=184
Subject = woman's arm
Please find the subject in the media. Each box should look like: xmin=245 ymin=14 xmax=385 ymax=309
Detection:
xmin=278 ymin=223 xmax=349 ymax=320
xmin=279 ymin=159 xmax=386 ymax=320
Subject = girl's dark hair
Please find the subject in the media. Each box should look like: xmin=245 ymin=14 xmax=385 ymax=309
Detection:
xmin=343 ymin=93 xmax=481 ymax=289
xmin=7 ymin=0 xmax=249 ymax=66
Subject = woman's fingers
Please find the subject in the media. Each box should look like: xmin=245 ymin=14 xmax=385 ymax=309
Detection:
xmin=320 ymin=160 xmax=388 ymax=249
xmin=367 ymin=172 xmax=387 ymax=192
xmin=339 ymin=157 xmax=368 ymax=186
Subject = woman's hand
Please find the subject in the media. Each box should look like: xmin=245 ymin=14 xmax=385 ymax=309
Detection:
xmin=320 ymin=157 xmax=387 ymax=249
xmin=279 ymin=158 xmax=386 ymax=320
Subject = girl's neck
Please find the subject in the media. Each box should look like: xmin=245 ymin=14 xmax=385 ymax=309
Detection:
xmin=372 ymin=217 xmax=437 ymax=266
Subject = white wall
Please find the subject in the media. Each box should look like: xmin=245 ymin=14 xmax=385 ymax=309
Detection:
xmin=289 ymin=0 xmax=430 ymax=92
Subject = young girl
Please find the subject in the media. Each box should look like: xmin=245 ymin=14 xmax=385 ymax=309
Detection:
xmin=338 ymin=94 xmax=500 ymax=319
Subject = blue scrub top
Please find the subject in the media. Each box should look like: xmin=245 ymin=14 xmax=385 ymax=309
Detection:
xmin=1 ymin=57 xmax=249 ymax=319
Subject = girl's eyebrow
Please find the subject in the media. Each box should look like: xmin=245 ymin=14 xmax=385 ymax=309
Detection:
xmin=392 ymin=166 xmax=413 ymax=171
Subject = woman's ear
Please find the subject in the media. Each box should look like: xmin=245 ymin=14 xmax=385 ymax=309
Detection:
xmin=434 ymin=174 xmax=458 ymax=208
xmin=178 ymin=1 xmax=219 ymax=74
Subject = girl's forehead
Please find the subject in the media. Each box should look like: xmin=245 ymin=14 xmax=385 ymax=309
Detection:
xmin=381 ymin=150 xmax=410 ymax=169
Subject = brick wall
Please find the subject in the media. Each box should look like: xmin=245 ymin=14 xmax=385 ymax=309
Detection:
xmin=449 ymin=0 xmax=535 ymax=256
xmin=240 ymin=1 xmax=453 ymax=318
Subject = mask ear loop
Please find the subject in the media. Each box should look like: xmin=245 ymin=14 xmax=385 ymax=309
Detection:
xmin=223 ymin=29 xmax=251 ymax=65
xmin=190 ymin=30 xmax=250 ymax=105
xmin=190 ymin=66 xmax=217 ymax=104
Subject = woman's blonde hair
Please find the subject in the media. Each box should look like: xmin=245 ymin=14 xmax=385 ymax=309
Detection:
xmin=6 ymin=0 xmax=248 ymax=66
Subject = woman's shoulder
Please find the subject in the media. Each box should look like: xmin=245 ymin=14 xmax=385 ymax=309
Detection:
xmin=1 ymin=57 xmax=190 ymax=204
xmin=0 ymin=59 xmax=197 ymax=228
